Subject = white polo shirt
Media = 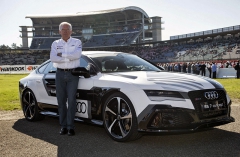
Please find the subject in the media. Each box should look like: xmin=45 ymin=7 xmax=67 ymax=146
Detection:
xmin=50 ymin=37 xmax=82 ymax=69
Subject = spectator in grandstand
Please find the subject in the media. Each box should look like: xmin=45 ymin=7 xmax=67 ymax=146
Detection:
xmin=234 ymin=60 xmax=240 ymax=79
xmin=200 ymin=62 xmax=206 ymax=76
xmin=50 ymin=22 xmax=82 ymax=136
xmin=187 ymin=63 xmax=192 ymax=73
xmin=177 ymin=63 xmax=181 ymax=72
xmin=163 ymin=63 xmax=168 ymax=71
xmin=192 ymin=63 xmax=196 ymax=74
xmin=195 ymin=62 xmax=200 ymax=75
xmin=174 ymin=64 xmax=178 ymax=72
xmin=182 ymin=62 xmax=187 ymax=73
xmin=219 ymin=61 xmax=224 ymax=68
xmin=169 ymin=63 xmax=173 ymax=71
xmin=167 ymin=64 xmax=170 ymax=71
xmin=207 ymin=62 xmax=212 ymax=78
xmin=212 ymin=62 xmax=217 ymax=79
xmin=226 ymin=61 xmax=230 ymax=68
xmin=231 ymin=61 xmax=236 ymax=68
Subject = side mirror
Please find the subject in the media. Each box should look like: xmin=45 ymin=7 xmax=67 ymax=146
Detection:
xmin=71 ymin=67 xmax=90 ymax=78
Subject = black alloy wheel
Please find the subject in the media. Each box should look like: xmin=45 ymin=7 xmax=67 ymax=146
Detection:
xmin=102 ymin=92 xmax=142 ymax=142
xmin=22 ymin=89 xmax=44 ymax=121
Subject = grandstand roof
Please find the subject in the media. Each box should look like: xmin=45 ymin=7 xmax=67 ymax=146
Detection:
xmin=26 ymin=6 xmax=149 ymax=19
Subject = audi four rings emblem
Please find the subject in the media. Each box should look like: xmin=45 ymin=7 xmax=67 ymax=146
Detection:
xmin=76 ymin=102 xmax=86 ymax=113
xmin=204 ymin=91 xmax=218 ymax=100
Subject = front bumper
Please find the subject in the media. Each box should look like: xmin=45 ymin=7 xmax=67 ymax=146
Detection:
xmin=137 ymin=105 xmax=235 ymax=133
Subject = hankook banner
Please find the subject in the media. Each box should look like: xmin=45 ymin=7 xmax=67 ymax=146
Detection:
xmin=0 ymin=65 xmax=40 ymax=73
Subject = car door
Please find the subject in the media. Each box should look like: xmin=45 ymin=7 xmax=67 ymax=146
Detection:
xmin=35 ymin=61 xmax=58 ymax=111
xmin=41 ymin=57 xmax=96 ymax=119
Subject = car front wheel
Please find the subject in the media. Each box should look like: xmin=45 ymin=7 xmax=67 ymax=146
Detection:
xmin=102 ymin=92 xmax=142 ymax=142
xmin=22 ymin=89 xmax=44 ymax=121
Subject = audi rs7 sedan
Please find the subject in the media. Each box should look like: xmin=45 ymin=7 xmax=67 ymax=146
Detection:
xmin=19 ymin=51 xmax=235 ymax=142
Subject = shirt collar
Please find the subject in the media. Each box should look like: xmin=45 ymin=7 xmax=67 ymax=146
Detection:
xmin=61 ymin=37 xmax=72 ymax=43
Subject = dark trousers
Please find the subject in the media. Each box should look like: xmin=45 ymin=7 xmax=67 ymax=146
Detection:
xmin=212 ymin=71 xmax=216 ymax=78
xmin=237 ymin=70 xmax=240 ymax=78
xmin=56 ymin=70 xmax=79 ymax=129
xmin=208 ymin=68 xmax=212 ymax=78
xmin=201 ymin=70 xmax=206 ymax=76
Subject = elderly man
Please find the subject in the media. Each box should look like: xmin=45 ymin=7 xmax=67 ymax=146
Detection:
xmin=50 ymin=22 xmax=82 ymax=136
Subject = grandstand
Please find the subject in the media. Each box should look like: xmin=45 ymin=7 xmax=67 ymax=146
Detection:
xmin=20 ymin=6 xmax=163 ymax=50
xmin=0 ymin=6 xmax=240 ymax=66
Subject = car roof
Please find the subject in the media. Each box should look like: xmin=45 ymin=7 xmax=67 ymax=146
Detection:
xmin=82 ymin=51 xmax=124 ymax=55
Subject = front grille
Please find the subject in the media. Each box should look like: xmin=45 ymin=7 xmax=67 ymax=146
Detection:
xmin=188 ymin=89 xmax=228 ymax=119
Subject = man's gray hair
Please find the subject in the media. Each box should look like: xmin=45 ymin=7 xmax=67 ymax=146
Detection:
xmin=59 ymin=22 xmax=72 ymax=31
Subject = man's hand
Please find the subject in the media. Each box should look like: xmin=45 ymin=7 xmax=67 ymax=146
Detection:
xmin=57 ymin=53 xmax=62 ymax=57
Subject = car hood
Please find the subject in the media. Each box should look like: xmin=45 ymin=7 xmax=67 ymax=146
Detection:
xmin=104 ymin=71 xmax=224 ymax=92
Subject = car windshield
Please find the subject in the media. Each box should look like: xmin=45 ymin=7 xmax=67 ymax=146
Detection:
xmin=86 ymin=52 xmax=161 ymax=73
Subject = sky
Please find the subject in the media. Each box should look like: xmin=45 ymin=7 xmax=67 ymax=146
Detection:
xmin=1 ymin=0 xmax=240 ymax=47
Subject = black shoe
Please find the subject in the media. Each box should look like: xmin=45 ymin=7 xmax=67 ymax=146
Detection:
xmin=68 ymin=129 xmax=75 ymax=136
xmin=59 ymin=128 xmax=68 ymax=135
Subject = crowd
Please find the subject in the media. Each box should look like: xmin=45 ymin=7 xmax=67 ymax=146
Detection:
xmin=89 ymin=36 xmax=240 ymax=62
xmin=83 ymin=31 xmax=139 ymax=47
xmin=157 ymin=60 xmax=240 ymax=78
xmin=1 ymin=36 xmax=240 ymax=66
xmin=0 ymin=51 xmax=49 ymax=65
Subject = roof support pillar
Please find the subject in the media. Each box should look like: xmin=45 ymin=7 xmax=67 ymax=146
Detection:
xmin=142 ymin=13 xmax=145 ymax=43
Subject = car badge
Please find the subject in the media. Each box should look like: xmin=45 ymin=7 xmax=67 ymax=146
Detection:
xmin=204 ymin=91 xmax=218 ymax=100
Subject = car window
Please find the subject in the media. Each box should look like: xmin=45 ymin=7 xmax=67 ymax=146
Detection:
xmin=80 ymin=58 xmax=88 ymax=68
xmin=88 ymin=53 xmax=160 ymax=73
xmin=38 ymin=63 xmax=49 ymax=74
xmin=45 ymin=62 xmax=57 ymax=73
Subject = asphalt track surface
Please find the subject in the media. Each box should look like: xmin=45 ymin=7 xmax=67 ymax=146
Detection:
xmin=0 ymin=106 xmax=239 ymax=157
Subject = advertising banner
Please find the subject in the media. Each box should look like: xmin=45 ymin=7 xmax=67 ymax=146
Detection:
xmin=0 ymin=65 xmax=40 ymax=73
xmin=25 ymin=65 xmax=39 ymax=72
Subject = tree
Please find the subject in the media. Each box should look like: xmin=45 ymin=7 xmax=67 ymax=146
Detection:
xmin=11 ymin=43 xmax=17 ymax=49
xmin=0 ymin=44 xmax=11 ymax=49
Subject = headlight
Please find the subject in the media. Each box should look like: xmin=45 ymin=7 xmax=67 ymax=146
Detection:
xmin=144 ymin=90 xmax=184 ymax=101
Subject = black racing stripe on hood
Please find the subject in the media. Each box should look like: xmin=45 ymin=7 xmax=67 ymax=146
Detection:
xmin=154 ymin=82 xmax=199 ymax=91
xmin=107 ymin=73 xmax=138 ymax=79
xmin=201 ymin=77 xmax=224 ymax=89
xmin=154 ymin=82 xmax=204 ymax=90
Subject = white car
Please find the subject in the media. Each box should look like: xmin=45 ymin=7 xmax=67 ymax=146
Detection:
xmin=19 ymin=51 xmax=235 ymax=142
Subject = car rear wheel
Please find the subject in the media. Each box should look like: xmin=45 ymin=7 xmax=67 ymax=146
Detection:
xmin=102 ymin=92 xmax=142 ymax=142
xmin=22 ymin=89 xmax=44 ymax=121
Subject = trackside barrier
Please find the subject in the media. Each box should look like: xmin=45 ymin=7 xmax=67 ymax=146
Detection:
xmin=0 ymin=65 xmax=40 ymax=74
xmin=217 ymin=68 xmax=237 ymax=78
xmin=0 ymin=65 xmax=238 ymax=78
xmin=202 ymin=68 xmax=236 ymax=78
xmin=160 ymin=68 xmax=237 ymax=79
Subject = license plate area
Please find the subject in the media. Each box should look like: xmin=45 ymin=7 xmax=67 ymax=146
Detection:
xmin=200 ymin=99 xmax=227 ymax=112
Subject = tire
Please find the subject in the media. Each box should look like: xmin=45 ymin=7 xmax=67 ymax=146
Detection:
xmin=102 ymin=92 xmax=142 ymax=142
xmin=22 ymin=89 xmax=44 ymax=121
